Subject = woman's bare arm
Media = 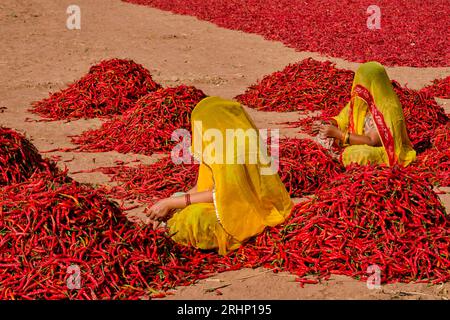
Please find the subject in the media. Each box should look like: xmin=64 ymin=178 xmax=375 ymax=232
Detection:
xmin=347 ymin=130 xmax=382 ymax=147
xmin=186 ymin=183 xmax=198 ymax=194
xmin=166 ymin=191 xmax=213 ymax=209
xmin=319 ymin=125 xmax=382 ymax=147
xmin=145 ymin=190 xmax=214 ymax=229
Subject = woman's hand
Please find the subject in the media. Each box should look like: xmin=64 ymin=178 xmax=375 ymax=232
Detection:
xmin=311 ymin=120 xmax=325 ymax=134
xmin=144 ymin=191 xmax=214 ymax=229
xmin=319 ymin=124 xmax=343 ymax=140
xmin=146 ymin=198 xmax=174 ymax=230
xmin=312 ymin=119 xmax=339 ymax=135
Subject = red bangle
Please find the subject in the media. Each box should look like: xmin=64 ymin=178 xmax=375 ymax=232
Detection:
xmin=185 ymin=193 xmax=191 ymax=206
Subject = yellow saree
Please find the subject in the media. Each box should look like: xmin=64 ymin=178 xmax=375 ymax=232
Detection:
xmin=167 ymin=97 xmax=293 ymax=255
xmin=333 ymin=62 xmax=416 ymax=166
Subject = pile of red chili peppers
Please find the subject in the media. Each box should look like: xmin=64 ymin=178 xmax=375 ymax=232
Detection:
xmin=0 ymin=168 xmax=231 ymax=299
xmin=0 ymin=128 xmax=227 ymax=299
xmin=227 ymin=164 xmax=450 ymax=285
xmin=29 ymin=59 xmax=161 ymax=120
xmin=71 ymin=86 xmax=206 ymax=155
xmin=0 ymin=127 xmax=56 ymax=185
xmin=235 ymin=58 xmax=353 ymax=113
xmin=123 ymin=0 xmax=449 ymax=67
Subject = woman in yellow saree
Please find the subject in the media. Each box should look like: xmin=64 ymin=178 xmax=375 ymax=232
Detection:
xmin=314 ymin=61 xmax=416 ymax=166
xmin=146 ymin=96 xmax=293 ymax=255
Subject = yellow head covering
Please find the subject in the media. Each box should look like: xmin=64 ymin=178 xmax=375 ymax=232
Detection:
xmin=190 ymin=96 xmax=293 ymax=242
xmin=333 ymin=62 xmax=416 ymax=166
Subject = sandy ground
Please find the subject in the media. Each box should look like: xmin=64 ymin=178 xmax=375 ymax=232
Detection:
xmin=0 ymin=0 xmax=449 ymax=300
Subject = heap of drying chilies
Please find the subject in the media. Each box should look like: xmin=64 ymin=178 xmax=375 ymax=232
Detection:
xmin=30 ymin=59 xmax=161 ymax=120
xmin=71 ymin=86 xmax=206 ymax=156
xmin=0 ymin=127 xmax=56 ymax=185
xmin=0 ymin=170 xmax=231 ymax=299
xmin=235 ymin=58 xmax=353 ymax=114
xmin=225 ymin=164 xmax=450 ymax=284
xmin=0 ymin=129 xmax=234 ymax=299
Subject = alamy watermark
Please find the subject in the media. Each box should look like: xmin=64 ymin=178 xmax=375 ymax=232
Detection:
xmin=367 ymin=5 xmax=381 ymax=30
xmin=66 ymin=5 xmax=81 ymax=30
xmin=66 ymin=264 xmax=81 ymax=290
xmin=366 ymin=264 xmax=381 ymax=289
